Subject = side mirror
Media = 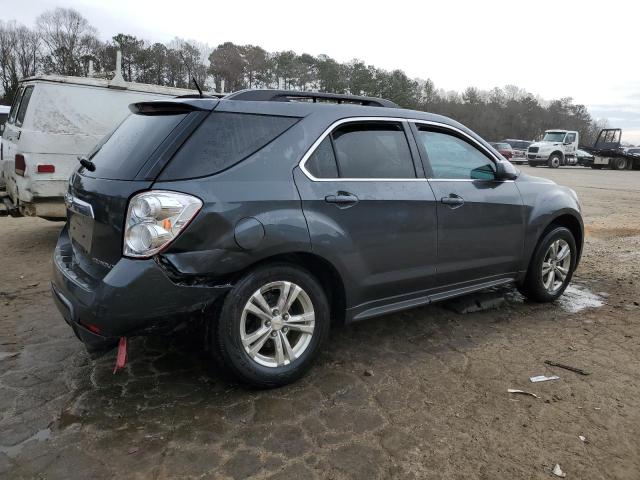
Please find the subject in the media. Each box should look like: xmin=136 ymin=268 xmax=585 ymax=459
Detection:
xmin=495 ymin=160 xmax=518 ymax=180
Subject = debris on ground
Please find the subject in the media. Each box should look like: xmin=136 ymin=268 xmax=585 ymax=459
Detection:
xmin=363 ymin=369 xmax=374 ymax=377
xmin=508 ymin=389 xmax=539 ymax=398
xmin=545 ymin=360 xmax=590 ymax=376
xmin=530 ymin=375 xmax=560 ymax=383
xmin=579 ymin=435 xmax=588 ymax=443
xmin=128 ymin=447 xmax=138 ymax=454
xmin=552 ymin=464 xmax=566 ymax=477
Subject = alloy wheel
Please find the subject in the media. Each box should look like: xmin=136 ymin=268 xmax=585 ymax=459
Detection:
xmin=541 ymin=239 xmax=571 ymax=293
xmin=240 ymin=281 xmax=315 ymax=368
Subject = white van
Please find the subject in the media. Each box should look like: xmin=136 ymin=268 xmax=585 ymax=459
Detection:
xmin=1 ymin=74 xmax=197 ymax=219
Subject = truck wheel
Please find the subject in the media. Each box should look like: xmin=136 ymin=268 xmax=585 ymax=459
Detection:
xmin=547 ymin=154 xmax=561 ymax=169
xmin=213 ymin=263 xmax=330 ymax=388
xmin=612 ymin=157 xmax=627 ymax=170
xmin=518 ymin=226 xmax=577 ymax=303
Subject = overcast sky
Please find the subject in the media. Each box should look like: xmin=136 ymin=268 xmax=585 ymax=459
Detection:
xmin=3 ymin=0 xmax=639 ymax=142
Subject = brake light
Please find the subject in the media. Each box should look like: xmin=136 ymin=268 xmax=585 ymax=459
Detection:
xmin=123 ymin=190 xmax=202 ymax=258
xmin=15 ymin=154 xmax=25 ymax=176
xmin=37 ymin=164 xmax=55 ymax=173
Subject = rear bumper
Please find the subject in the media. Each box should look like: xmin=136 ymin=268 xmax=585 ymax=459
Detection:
xmin=51 ymin=226 xmax=231 ymax=350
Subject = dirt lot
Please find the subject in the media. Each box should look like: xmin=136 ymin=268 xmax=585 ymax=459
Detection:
xmin=1 ymin=166 xmax=639 ymax=479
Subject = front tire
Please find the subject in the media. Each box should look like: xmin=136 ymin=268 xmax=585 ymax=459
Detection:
xmin=213 ymin=264 xmax=330 ymax=388
xmin=548 ymin=154 xmax=561 ymax=169
xmin=518 ymin=227 xmax=577 ymax=302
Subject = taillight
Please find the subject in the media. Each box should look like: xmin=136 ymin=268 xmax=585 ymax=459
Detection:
xmin=123 ymin=190 xmax=202 ymax=258
xmin=37 ymin=164 xmax=55 ymax=173
xmin=15 ymin=154 xmax=25 ymax=176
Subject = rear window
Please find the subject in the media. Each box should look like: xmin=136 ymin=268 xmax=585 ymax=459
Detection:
xmin=83 ymin=112 xmax=187 ymax=180
xmin=159 ymin=112 xmax=299 ymax=180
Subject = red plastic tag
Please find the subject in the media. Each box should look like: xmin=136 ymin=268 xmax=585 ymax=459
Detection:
xmin=113 ymin=337 xmax=128 ymax=374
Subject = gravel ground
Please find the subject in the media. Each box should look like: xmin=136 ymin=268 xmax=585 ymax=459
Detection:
xmin=1 ymin=166 xmax=639 ymax=479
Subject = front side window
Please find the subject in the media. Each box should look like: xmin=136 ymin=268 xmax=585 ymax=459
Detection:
xmin=15 ymin=86 xmax=34 ymax=127
xmin=417 ymin=128 xmax=496 ymax=180
xmin=565 ymin=133 xmax=576 ymax=143
xmin=7 ymin=87 xmax=24 ymax=124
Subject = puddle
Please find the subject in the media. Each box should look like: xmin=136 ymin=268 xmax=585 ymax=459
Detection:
xmin=558 ymin=285 xmax=604 ymax=313
xmin=0 ymin=428 xmax=51 ymax=458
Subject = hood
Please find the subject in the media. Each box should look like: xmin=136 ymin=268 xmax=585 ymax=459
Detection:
xmin=516 ymin=173 xmax=556 ymax=185
xmin=529 ymin=141 xmax=562 ymax=149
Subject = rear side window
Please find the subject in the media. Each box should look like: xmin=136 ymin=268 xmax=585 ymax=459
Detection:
xmin=84 ymin=112 xmax=187 ymax=180
xmin=15 ymin=86 xmax=34 ymax=127
xmin=160 ymin=112 xmax=299 ymax=180
xmin=305 ymin=137 xmax=338 ymax=178
xmin=331 ymin=122 xmax=415 ymax=179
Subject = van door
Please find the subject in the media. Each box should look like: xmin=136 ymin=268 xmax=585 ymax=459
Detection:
xmin=294 ymin=120 xmax=438 ymax=317
xmin=1 ymin=86 xmax=26 ymax=196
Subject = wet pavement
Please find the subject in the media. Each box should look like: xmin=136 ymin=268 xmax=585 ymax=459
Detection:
xmin=2 ymin=166 xmax=640 ymax=479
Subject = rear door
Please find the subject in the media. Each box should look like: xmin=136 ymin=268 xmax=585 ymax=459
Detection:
xmin=412 ymin=123 xmax=524 ymax=288
xmin=294 ymin=119 xmax=438 ymax=311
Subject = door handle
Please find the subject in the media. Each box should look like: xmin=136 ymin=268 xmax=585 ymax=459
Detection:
xmin=325 ymin=193 xmax=359 ymax=206
xmin=441 ymin=194 xmax=465 ymax=208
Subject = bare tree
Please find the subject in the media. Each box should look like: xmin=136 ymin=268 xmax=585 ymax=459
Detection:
xmin=37 ymin=7 xmax=98 ymax=76
xmin=0 ymin=21 xmax=20 ymax=102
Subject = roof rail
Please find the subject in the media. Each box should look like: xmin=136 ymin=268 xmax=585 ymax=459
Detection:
xmin=224 ymin=89 xmax=398 ymax=108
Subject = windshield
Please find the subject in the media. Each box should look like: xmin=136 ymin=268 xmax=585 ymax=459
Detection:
xmin=542 ymin=132 xmax=566 ymax=142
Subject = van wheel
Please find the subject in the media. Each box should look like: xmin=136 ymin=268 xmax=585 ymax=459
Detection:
xmin=518 ymin=227 xmax=576 ymax=302
xmin=213 ymin=264 xmax=330 ymax=388
xmin=548 ymin=154 xmax=561 ymax=168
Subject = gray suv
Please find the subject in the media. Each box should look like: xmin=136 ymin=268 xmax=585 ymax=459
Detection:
xmin=52 ymin=90 xmax=583 ymax=387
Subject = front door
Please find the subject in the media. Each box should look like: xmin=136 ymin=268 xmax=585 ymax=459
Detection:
xmin=412 ymin=124 xmax=525 ymax=288
xmin=294 ymin=119 xmax=438 ymax=311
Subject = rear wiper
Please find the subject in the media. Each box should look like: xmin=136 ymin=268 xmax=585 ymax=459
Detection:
xmin=77 ymin=155 xmax=96 ymax=172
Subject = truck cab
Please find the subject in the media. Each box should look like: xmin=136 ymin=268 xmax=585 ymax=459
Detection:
xmin=527 ymin=130 xmax=579 ymax=168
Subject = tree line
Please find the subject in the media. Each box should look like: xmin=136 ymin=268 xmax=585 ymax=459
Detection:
xmin=0 ymin=7 xmax=606 ymax=144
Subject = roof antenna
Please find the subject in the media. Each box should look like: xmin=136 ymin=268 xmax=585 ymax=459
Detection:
xmin=192 ymin=76 xmax=203 ymax=98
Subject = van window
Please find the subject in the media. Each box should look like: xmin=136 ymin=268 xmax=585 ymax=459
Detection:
xmin=7 ymin=87 xmax=24 ymax=124
xmin=15 ymin=86 xmax=34 ymax=127
xmin=160 ymin=112 xmax=299 ymax=180
xmin=83 ymin=112 xmax=187 ymax=180
xmin=331 ymin=122 xmax=415 ymax=179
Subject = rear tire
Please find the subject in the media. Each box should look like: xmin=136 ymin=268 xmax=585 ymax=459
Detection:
xmin=548 ymin=154 xmax=561 ymax=169
xmin=213 ymin=264 xmax=330 ymax=388
xmin=518 ymin=227 xmax=577 ymax=303
xmin=612 ymin=157 xmax=627 ymax=170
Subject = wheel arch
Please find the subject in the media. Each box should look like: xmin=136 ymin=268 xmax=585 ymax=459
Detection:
xmin=539 ymin=213 xmax=584 ymax=265
xmin=226 ymin=251 xmax=347 ymax=323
